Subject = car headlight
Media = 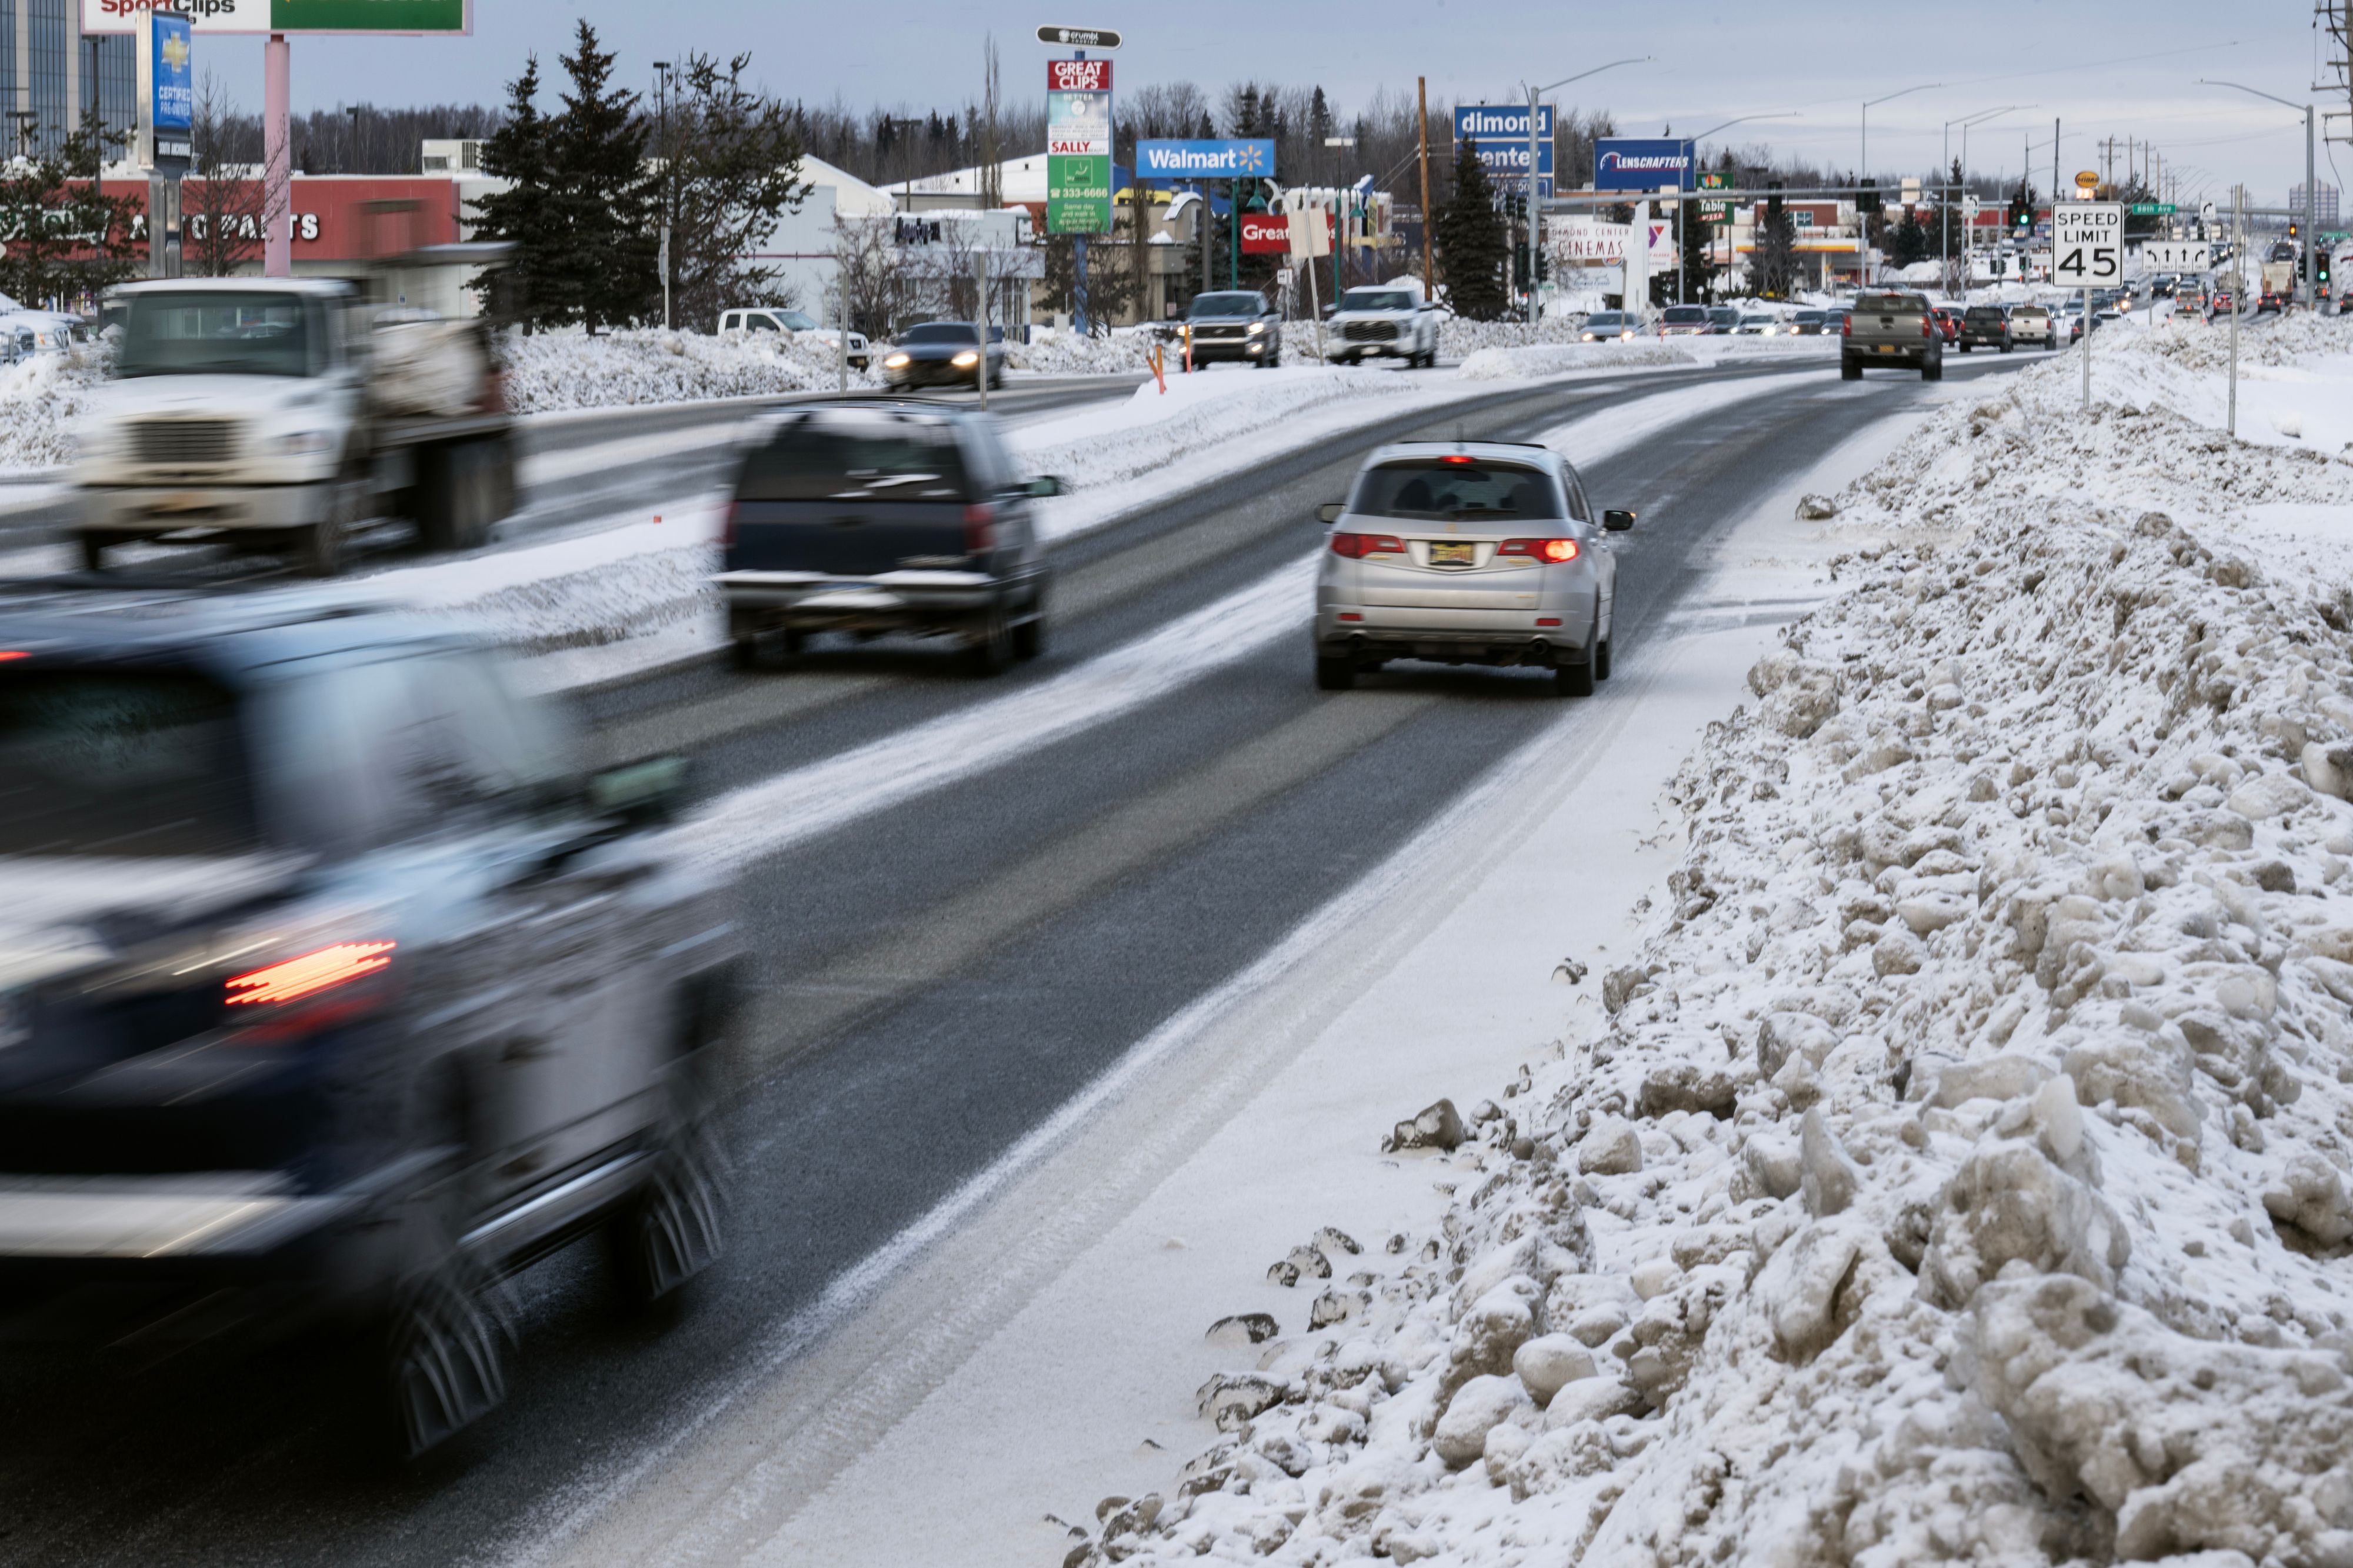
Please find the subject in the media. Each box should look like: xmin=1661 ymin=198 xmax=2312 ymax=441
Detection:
xmin=1247 ymin=321 xmax=1267 ymax=335
xmin=884 ymin=352 xmax=910 ymax=369
xmin=952 ymin=351 xmax=980 ymax=368
xmin=273 ymin=430 xmax=334 ymax=456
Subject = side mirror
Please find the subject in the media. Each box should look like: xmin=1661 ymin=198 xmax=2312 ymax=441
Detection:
xmin=1316 ymin=502 xmax=1346 ymax=525
xmin=1025 ymin=475 xmax=1065 ymax=499
xmin=1602 ymin=509 xmax=1636 ymax=532
xmin=1321 ymin=304 xmax=1337 ymax=318
xmin=590 ymin=755 xmax=689 ymax=829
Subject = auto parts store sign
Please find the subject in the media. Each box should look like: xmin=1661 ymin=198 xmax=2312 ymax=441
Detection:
xmin=84 ymin=0 xmax=469 ymax=33
xmin=1046 ymin=58 xmax=1112 ymax=235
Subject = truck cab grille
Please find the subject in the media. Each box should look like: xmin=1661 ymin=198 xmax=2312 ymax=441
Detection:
xmin=134 ymin=421 xmax=236 ymax=466
xmin=1342 ymin=321 xmax=1398 ymax=342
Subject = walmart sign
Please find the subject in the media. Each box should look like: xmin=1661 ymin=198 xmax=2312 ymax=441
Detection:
xmin=1134 ymin=139 xmax=1275 ymax=179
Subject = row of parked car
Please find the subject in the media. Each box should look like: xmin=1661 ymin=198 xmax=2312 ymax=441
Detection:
xmin=1579 ymin=303 xmax=1850 ymax=342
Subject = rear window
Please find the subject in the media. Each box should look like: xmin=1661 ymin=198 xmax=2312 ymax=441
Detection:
xmin=2013 ymin=306 xmax=2049 ymax=319
xmin=734 ymin=412 xmax=974 ymax=502
xmin=1964 ymin=306 xmax=2007 ymax=321
xmin=1349 ymin=460 xmax=1564 ymax=522
xmin=0 ymin=668 xmax=257 ymax=856
xmin=1857 ymin=293 xmax=1927 ymax=313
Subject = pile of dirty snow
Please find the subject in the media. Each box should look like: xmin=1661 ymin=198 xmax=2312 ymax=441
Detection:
xmin=498 ymin=328 xmax=879 ymax=413
xmin=1092 ymin=302 xmax=2353 ymax=1568
xmin=0 ymin=348 xmax=111 ymax=473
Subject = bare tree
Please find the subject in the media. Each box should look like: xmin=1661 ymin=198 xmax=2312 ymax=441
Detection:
xmin=184 ymin=71 xmax=273 ymax=276
xmin=979 ymin=36 xmax=1002 ymax=210
xmin=834 ymin=211 xmax=915 ymax=337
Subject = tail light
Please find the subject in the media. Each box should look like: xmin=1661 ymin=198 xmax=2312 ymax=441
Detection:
xmin=1498 ymin=538 xmax=1579 ymax=563
xmin=1841 ymin=316 xmax=1852 ymax=336
xmin=1328 ymin=532 xmax=1405 ymax=559
xmin=964 ymin=502 xmax=997 ymax=552
xmin=1922 ymin=316 xmax=1934 ymax=338
xmin=226 ymin=942 xmax=396 ymax=1007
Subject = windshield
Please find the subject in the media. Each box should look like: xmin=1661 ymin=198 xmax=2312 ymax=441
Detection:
xmin=775 ymin=310 xmax=818 ymax=330
xmin=1188 ymin=292 xmax=1266 ymax=318
xmin=734 ymin=412 xmax=974 ymax=502
xmin=0 ymin=668 xmax=258 ymax=856
xmin=1348 ymin=460 xmax=1563 ymax=522
xmin=1794 ymin=311 xmax=1825 ymax=323
xmin=115 ymin=292 xmax=318 ymax=379
xmin=1587 ymin=312 xmax=1625 ymax=328
xmin=902 ymin=322 xmax=980 ymax=345
xmin=1338 ymin=289 xmax=1414 ymax=312
xmin=1661 ymin=306 xmax=1709 ymax=325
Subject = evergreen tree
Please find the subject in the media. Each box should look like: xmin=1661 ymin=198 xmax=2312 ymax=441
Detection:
xmin=0 ymin=107 xmax=140 ymax=309
xmin=471 ymin=54 xmax=563 ymax=326
xmin=1435 ymin=139 xmax=1508 ymax=320
xmin=1889 ymin=205 xmax=1929 ymax=269
xmin=551 ymin=19 xmax=658 ymax=330
xmin=657 ymin=51 xmax=811 ymax=326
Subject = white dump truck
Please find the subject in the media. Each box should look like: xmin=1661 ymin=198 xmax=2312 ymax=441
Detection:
xmin=75 ymin=278 xmax=516 ymax=576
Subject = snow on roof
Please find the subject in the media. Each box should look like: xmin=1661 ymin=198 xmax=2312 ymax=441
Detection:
xmin=904 ymin=152 xmax=1051 ymax=205
xmin=790 ymin=154 xmax=897 ymax=217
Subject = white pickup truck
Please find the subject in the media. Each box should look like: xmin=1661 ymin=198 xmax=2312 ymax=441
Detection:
xmin=1324 ymin=282 xmax=1441 ymax=368
xmin=75 ymin=278 xmax=516 ymax=576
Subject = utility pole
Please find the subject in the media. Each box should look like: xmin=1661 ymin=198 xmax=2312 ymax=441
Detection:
xmin=2229 ymin=184 xmax=2241 ymax=435
xmin=654 ymin=61 xmax=674 ymax=332
xmin=1418 ymin=76 xmax=1433 ymax=294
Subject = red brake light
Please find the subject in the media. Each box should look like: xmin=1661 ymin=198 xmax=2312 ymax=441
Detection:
xmin=964 ymin=502 xmax=997 ymax=552
xmin=1440 ymin=454 xmax=1475 ymax=465
xmin=1840 ymin=316 xmax=1852 ymax=336
xmin=1923 ymin=316 xmax=1934 ymax=338
xmin=226 ymin=942 xmax=396 ymax=1007
xmin=1329 ymin=532 xmax=1406 ymax=559
xmin=0 ymin=651 xmax=26 ymax=662
xmin=1498 ymin=538 xmax=1579 ymax=563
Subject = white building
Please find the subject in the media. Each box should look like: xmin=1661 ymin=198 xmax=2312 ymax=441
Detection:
xmin=739 ymin=155 xmax=901 ymax=322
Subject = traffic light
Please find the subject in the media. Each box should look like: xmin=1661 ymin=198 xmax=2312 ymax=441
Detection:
xmin=2289 ymin=221 xmax=2300 ymax=240
xmin=1536 ymin=248 xmax=1551 ymax=283
xmin=1513 ymin=240 xmax=1531 ymax=290
xmin=1858 ymin=181 xmax=1882 ymax=216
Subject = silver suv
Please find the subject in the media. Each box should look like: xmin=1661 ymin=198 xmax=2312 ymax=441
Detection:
xmin=1312 ymin=441 xmax=1631 ymax=695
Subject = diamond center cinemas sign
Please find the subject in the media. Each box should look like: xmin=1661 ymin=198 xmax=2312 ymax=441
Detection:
xmin=84 ymin=0 xmax=471 ymax=34
xmin=1045 ymin=59 xmax=1111 ymax=235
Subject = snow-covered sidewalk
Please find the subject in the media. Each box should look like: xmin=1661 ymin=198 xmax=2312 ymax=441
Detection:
xmin=1092 ymin=315 xmax=2353 ymax=1567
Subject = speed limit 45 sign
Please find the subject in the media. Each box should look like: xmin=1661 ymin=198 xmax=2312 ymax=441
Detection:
xmin=2052 ymin=202 xmax=2124 ymax=286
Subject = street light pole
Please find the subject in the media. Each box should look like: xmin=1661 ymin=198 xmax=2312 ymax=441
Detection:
xmin=1862 ymin=83 xmax=1942 ymax=188
xmin=1681 ymin=112 xmax=1801 ymax=304
xmin=1944 ymin=106 xmax=2029 ymax=292
xmin=654 ymin=62 xmax=674 ymax=331
xmin=2199 ymin=81 xmax=2317 ymax=306
xmin=1523 ymin=56 xmax=1651 ymax=328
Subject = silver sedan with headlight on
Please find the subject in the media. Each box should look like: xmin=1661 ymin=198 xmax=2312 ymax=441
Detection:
xmin=881 ymin=321 xmax=1006 ymax=391
xmin=1311 ymin=441 xmax=1632 ymax=695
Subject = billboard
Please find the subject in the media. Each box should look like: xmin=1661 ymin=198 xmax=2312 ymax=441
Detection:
xmin=152 ymin=11 xmax=191 ymax=148
xmin=1239 ymin=211 xmax=1289 ymax=253
xmin=85 ymin=0 xmax=469 ymax=34
xmin=1046 ymin=62 xmax=1112 ymax=235
xmin=1134 ymin=139 xmax=1275 ymax=179
xmin=1594 ymin=138 xmax=1695 ymax=192
xmin=1453 ymin=105 xmax=1553 ymax=190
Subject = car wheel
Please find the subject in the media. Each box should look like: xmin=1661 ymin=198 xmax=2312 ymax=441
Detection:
xmin=1555 ymin=656 xmax=1595 ymax=698
xmin=379 ymin=1265 xmax=509 ymax=1460
xmin=2001 ymin=342 xmax=2014 ymax=353
xmin=966 ymin=606 xmax=1015 ymax=676
xmin=1314 ymin=655 xmax=1356 ymax=691
xmin=607 ymin=1125 xmax=726 ymax=1313
xmin=1924 ymin=358 xmax=1943 ymax=382
xmin=1958 ymin=341 xmax=1972 ymax=353
xmin=1840 ymin=358 xmax=1862 ymax=381
xmin=734 ymin=628 xmax=802 ymax=672
xmin=1012 ymin=597 xmax=1046 ymax=660
xmin=1595 ymin=630 xmax=1613 ymax=682
xmin=298 ymin=476 xmax=363 ymax=578
xmin=76 ymin=533 xmax=106 ymax=572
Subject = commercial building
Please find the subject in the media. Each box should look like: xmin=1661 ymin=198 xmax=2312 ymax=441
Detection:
xmin=2 ymin=0 xmax=134 ymax=160
xmin=2289 ymin=182 xmax=2341 ymax=229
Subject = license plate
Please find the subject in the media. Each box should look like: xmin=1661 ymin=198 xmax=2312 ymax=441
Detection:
xmin=1428 ymin=542 xmax=1476 ymax=566
xmin=1874 ymin=345 xmax=1898 ymax=354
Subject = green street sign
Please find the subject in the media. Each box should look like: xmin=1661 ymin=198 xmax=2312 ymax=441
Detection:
xmin=2129 ymin=202 xmax=2175 ymax=216
xmin=1047 ymin=155 xmax=1112 ymax=235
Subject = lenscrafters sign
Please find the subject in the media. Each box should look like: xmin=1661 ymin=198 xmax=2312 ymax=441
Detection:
xmin=1592 ymin=138 xmax=1695 ymax=192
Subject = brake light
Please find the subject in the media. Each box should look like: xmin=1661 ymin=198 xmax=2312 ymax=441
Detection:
xmin=226 ymin=942 xmax=395 ymax=1007
xmin=0 ymin=651 xmax=26 ymax=662
xmin=1498 ymin=538 xmax=1579 ymax=563
xmin=1923 ymin=316 xmax=1934 ymax=338
xmin=1841 ymin=317 xmax=1852 ymax=336
xmin=1441 ymin=453 xmax=1475 ymax=465
xmin=964 ymin=502 xmax=997 ymax=552
xmin=1329 ymin=532 xmax=1406 ymax=559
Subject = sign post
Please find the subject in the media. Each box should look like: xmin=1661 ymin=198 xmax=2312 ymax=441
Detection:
xmin=2052 ymin=199 xmax=2121 ymax=412
xmin=1281 ymin=188 xmax=1332 ymax=362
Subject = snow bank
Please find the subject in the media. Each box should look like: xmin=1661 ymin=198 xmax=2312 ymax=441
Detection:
xmin=1458 ymin=335 xmax=1834 ymax=382
xmin=1096 ymin=312 xmax=2353 ymax=1566
xmin=0 ymin=348 xmax=109 ymax=474
xmin=499 ymin=328 xmax=881 ymax=413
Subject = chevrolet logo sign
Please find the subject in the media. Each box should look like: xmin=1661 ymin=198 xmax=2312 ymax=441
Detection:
xmin=161 ymin=31 xmax=189 ymax=71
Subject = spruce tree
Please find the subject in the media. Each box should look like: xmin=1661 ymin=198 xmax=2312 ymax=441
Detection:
xmin=659 ymin=51 xmax=810 ymax=326
xmin=471 ymin=55 xmax=564 ymax=327
xmin=1436 ymin=139 xmax=1509 ymax=321
xmin=550 ymin=19 xmax=658 ymax=330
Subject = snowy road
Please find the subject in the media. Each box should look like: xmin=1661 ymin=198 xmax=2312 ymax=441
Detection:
xmin=0 ymin=351 xmax=2039 ymax=1567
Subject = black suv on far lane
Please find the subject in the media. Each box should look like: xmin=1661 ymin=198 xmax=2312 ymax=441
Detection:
xmin=1957 ymin=304 xmax=2014 ymax=352
xmin=1184 ymin=289 xmax=1282 ymax=367
xmin=0 ymin=595 xmax=738 ymax=1459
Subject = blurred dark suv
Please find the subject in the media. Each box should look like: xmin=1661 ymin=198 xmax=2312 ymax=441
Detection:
xmin=0 ymin=593 xmax=737 ymax=1457
xmin=715 ymin=403 xmax=1061 ymax=675
xmin=1957 ymin=305 xmax=2013 ymax=352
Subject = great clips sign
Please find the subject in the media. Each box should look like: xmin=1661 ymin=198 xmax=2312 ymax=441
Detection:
xmin=1593 ymin=138 xmax=1695 ymax=192
xmin=84 ymin=0 xmax=469 ymax=34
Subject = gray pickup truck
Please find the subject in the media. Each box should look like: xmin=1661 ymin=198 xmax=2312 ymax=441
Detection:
xmin=1839 ymin=291 xmax=1944 ymax=381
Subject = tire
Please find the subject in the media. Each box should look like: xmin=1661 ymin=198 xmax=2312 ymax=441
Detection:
xmin=1554 ymin=657 xmax=1595 ymax=697
xmin=1923 ymin=358 xmax=1942 ymax=382
xmin=732 ymin=628 xmax=802 ymax=672
xmin=2047 ymin=338 xmax=2058 ymax=351
xmin=1840 ymin=358 xmax=1862 ymax=381
xmin=965 ymin=606 xmax=1015 ymax=676
xmin=76 ymin=533 xmax=105 ymax=572
xmin=1958 ymin=341 xmax=1972 ymax=353
xmin=299 ymin=476 xmax=362 ymax=578
xmin=380 ymin=1266 xmax=508 ymax=1461
xmin=606 ymin=1127 xmax=726 ymax=1313
xmin=1012 ymin=598 xmax=1046 ymax=660
xmin=2001 ymin=342 xmax=2014 ymax=354
xmin=1595 ymin=631 xmax=1613 ymax=682
xmin=1314 ymin=655 xmax=1355 ymax=692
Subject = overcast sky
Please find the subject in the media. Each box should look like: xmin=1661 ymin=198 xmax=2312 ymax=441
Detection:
xmin=205 ymin=0 xmax=2345 ymax=207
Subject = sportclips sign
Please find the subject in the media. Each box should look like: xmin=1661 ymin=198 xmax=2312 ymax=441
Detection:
xmin=84 ymin=0 xmax=469 ymax=34
xmin=1593 ymin=138 xmax=1695 ymax=192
